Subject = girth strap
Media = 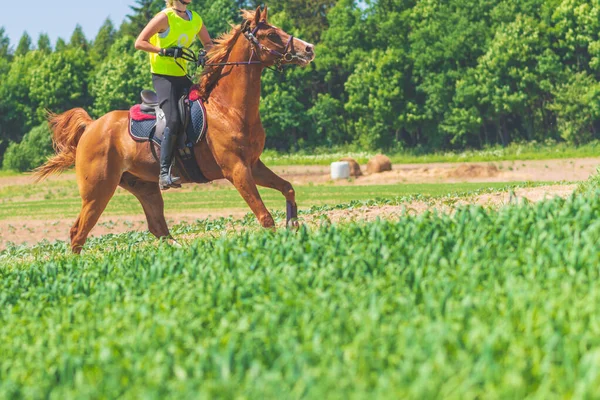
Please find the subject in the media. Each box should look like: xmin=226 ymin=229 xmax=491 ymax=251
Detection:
xmin=176 ymin=141 xmax=209 ymax=184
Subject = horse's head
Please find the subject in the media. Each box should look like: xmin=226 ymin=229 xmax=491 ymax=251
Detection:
xmin=241 ymin=6 xmax=316 ymax=68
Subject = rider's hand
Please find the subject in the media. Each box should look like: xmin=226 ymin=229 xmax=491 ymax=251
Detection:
xmin=198 ymin=49 xmax=208 ymax=67
xmin=159 ymin=47 xmax=183 ymax=58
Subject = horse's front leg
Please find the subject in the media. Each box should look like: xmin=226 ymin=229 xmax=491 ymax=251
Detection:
xmin=228 ymin=162 xmax=275 ymax=229
xmin=252 ymin=159 xmax=298 ymax=228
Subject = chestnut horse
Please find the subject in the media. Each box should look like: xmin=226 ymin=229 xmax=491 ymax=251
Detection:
xmin=34 ymin=7 xmax=315 ymax=253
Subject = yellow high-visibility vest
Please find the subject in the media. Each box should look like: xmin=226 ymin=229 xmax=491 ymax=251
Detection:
xmin=149 ymin=8 xmax=203 ymax=76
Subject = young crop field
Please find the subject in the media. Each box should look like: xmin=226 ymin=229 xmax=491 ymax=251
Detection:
xmin=2 ymin=180 xmax=600 ymax=398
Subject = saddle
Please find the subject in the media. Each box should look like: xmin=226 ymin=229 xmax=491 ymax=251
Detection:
xmin=128 ymin=86 xmax=209 ymax=183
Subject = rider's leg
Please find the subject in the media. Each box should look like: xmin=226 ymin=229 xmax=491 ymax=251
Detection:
xmin=159 ymin=126 xmax=181 ymax=190
xmin=152 ymin=74 xmax=191 ymax=190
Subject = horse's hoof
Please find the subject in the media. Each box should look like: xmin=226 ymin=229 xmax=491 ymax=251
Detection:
xmin=160 ymin=237 xmax=182 ymax=247
xmin=168 ymin=238 xmax=182 ymax=247
xmin=287 ymin=218 xmax=300 ymax=230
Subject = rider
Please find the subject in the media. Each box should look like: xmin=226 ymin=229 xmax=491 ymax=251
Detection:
xmin=135 ymin=0 xmax=213 ymax=190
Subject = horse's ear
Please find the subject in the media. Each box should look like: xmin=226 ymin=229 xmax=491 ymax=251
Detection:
xmin=262 ymin=6 xmax=268 ymax=21
xmin=254 ymin=6 xmax=261 ymax=27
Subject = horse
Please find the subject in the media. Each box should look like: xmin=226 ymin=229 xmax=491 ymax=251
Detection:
xmin=33 ymin=7 xmax=316 ymax=253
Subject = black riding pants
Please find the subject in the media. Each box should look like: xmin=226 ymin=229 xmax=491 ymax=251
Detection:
xmin=152 ymin=73 xmax=193 ymax=136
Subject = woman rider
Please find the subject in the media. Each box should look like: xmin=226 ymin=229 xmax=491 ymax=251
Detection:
xmin=135 ymin=0 xmax=213 ymax=190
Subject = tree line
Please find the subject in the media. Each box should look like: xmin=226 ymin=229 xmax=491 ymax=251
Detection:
xmin=1 ymin=0 xmax=599 ymax=170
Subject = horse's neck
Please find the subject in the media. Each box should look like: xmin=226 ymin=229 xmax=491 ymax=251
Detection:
xmin=210 ymin=38 xmax=264 ymax=122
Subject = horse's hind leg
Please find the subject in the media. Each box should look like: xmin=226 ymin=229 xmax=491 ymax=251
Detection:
xmin=118 ymin=173 xmax=170 ymax=239
xmin=70 ymin=168 xmax=121 ymax=254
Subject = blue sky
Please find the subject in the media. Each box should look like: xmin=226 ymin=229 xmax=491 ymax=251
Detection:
xmin=0 ymin=0 xmax=137 ymax=47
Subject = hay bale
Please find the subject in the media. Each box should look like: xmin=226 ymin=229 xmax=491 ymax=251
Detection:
xmin=340 ymin=157 xmax=363 ymax=177
xmin=366 ymin=154 xmax=392 ymax=174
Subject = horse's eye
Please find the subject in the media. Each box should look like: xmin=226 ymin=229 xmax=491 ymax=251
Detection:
xmin=267 ymin=32 xmax=279 ymax=40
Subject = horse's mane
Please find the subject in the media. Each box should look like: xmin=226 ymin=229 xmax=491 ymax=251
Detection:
xmin=197 ymin=10 xmax=257 ymax=99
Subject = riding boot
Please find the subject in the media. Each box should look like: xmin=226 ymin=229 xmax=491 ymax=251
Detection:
xmin=159 ymin=127 xmax=182 ymax=190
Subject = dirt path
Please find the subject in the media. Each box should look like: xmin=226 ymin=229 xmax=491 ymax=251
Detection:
xmin=0 ymin=184 xmax=577 ymax=250
xmin=269 ymin=157 xmax=599 ymax=185
xmin=308 ymin=184 xmax=577 ymax=224
xmin=0 ymin=209 xmax=250 ymax=250
xmin=1 ymin=157 xmax=598 ymax=189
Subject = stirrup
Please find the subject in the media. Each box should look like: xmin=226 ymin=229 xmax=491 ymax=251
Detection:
xmin=159 ymin=167 xmax=181 ymax=190
xmin=159 ymin=175 xmax=181 ymax=190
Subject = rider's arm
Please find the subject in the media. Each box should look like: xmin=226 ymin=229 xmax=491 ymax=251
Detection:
xmin=198 ymin=26 xmax=214 ymax=51
xmin=135 ymin=13 xmax=169 ymax=54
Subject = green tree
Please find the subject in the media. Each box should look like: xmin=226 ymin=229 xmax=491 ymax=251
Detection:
xmin=470 ymin=15 xmax=560 ymax=145
xmin=549 ymin=72 xmax=600 ymax=144
xmin=439 ymin=69 xmax=486 ymax=147
xmin=119 ymin=0 xmax=164 ymax=37
xmin=0 ymin=57 xmax=9 ymax=77
xmin=2 ymin=123 xmax=53 ymax=171
xmin=190 ymin=0 xmax=238 ymax=37
xmin=261 ymin=88 xmax=309 ymax=151
xmin=307 ymin=93 xmax=347 ymax=146
xmin=55 ymin=37 xmax=67 ymax=51
xmin=0 ymin=52 xmax=42 ymax=153
xmin=69 ymin=24 xmax=89 ymax=50
xmin=258 ymin=0 xmax=337 ymax=43
xmin=90 ymin=18 xmax=116 ymax=67
xmin=28 ymin=48 xmax=92 ymax=122
xmin=37 ymin=33 xmax=52 ymax=53
xmin=0 ymin=27 xmax=12 ymax=59
xmin=90 ymin=36 xmax=153 ymax=116
xmin=407 ymin=0 xmax=498 ymax=147
xmin=260 ymin=68 xmax=313 ymax=151
xmin=367 ymin=0 xmax=414 ymax=50
xmin=255 ymin=9 xmax=322 ymax=150
xmin=15 ymin=32 xmax=32 ymax=56
xmin=316 ymin=0 xmax=369 ymax=100
xmin=548 ymin=0 xmax=600 ymax=72
xmin=345 ymin=48 xmax=408 ymax=149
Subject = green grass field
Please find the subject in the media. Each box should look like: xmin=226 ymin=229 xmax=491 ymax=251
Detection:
xmin=0 ymin=180 xmax=552 ymax=220
xmin=261 ymin=141 xmax=600 ymax=166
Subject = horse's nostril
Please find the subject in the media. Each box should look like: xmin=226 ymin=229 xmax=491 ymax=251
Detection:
xmin=306 ymin=46 xmax=314 ymax=54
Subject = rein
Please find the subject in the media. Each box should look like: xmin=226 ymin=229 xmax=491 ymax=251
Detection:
xmin=173 ymin=47 xmax=198 ymax=80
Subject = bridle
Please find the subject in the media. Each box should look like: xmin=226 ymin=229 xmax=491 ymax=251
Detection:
xmin=171 ymin=20 xmax=299 ymax=80
xmin=203 ymin=20 xmax=298 ymax=71
xmin=244 ymin=20 xmax=297 ymax=69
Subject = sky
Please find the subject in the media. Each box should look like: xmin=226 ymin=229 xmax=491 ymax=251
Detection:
xmin=0 ymin=0 xmax=137 ymax=48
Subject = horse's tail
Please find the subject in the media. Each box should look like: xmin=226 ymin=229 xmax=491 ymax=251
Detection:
xmin=33 ymin=108 xmax=93 ymax=182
